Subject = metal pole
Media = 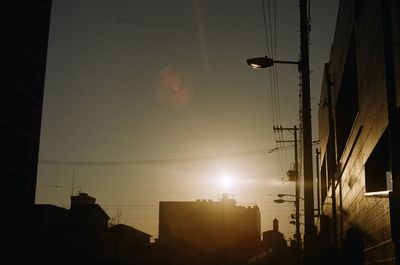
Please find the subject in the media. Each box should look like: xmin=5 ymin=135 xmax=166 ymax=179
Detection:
xmin=325 ymin=65 xmax=338 ymax=249
xmin=71 ymin=168 xmax=75 ymax=196
xmin=273 ymin=125 xmax=302 ymax=254
xmin=299 ymin=0 xmax=314 ymax=251
xmin=315 ymin=149 xmax=321 ymax=217
xmin=294 ymin=126 xmax=301 ymax=252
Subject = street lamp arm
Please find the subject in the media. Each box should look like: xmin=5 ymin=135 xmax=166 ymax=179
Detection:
xmin=277 ymin=193 xmax=304 ymax=200
xmin=246 ymin=56 xmax=299 ymax=69
xmin=273 ymin=59 xmax=299 ymax=65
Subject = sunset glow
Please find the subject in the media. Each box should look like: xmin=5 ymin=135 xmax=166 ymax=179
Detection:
xmin=219 ymin=171 xmax=235 ymax=190
xmin=34 ymin=0 xmax=340 ymax=247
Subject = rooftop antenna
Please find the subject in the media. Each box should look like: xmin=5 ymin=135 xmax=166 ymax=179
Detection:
xmin=71 ymin=168 xmax=75 ymax=196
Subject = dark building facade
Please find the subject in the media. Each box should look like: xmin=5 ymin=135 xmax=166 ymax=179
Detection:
xmin=103 ymin=224 xmax=152 ymax=264
xmin=317 ymin=0 xmax=399 ymax=264
xmin=33 ymin=204 xmax=71 ymax=265
xmin=247 ymin=219 xmax=297 ymax=265
xmin=1 ymin=0 xmax=52 ymax=208
xmin=33 ymin=193 xmax=155 ymax=265
xmin=262 ymin=218 xmax=287 ymax=252
xmin=0 ymin=1 xmax=52 ymax=262
xmin=158 ymin=194 xmax=261 ymax=264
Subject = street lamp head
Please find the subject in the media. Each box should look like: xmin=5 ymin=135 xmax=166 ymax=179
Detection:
xmin=246 ymin=56 xmax=274 ymax=69
xmin=273 ymin=199 xmax=285 ymax=204
xmin=274 ymin=198 xmax=296 ymax=204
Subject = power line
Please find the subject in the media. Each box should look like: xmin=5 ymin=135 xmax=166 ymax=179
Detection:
xmin=38 ymin=147 xmax=286 ymax=166
xmin=261 ymin=0 xmax=286 ymax=180
xmin=261 ymin=0 xmax=271 ymax=57
xmin=37 ymin=183 xmax=296 ymax=202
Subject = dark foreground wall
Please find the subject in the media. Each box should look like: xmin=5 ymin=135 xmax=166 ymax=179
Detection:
xmin=318 ymin=0 xmax=400 ymax=264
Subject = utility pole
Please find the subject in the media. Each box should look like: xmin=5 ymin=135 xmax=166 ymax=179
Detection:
xmin=325 ymin=65 xmax=338 ymax=249
xmin=246 ymin=0 xmax=314 ymax=251
xmin=273 ymin=125 xmax=302 ymax=255
xmin=315 ymin=149 xmax=321 ymax=217
xmin=299 ymin=0 xmax=314 ymax=251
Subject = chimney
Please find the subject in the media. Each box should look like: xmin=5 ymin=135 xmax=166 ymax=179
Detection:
xmin=273 ymin=218 xmax=279 ymax=232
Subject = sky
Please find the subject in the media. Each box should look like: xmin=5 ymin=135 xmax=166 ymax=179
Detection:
xmin=36 ymin=0 xmax=339 ymax=241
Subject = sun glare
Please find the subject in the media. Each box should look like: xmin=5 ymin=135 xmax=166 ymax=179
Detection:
xmin=221 ymin=176 xmax=232 ymax=187
xmin=220 ymin=172 xmax=234 ymax=189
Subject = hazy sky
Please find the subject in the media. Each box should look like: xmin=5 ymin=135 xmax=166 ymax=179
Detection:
xmin=36 ymin=0 xmax=339 ymax=240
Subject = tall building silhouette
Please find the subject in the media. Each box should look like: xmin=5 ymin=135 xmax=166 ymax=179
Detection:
xmin=1 ymin=0 xmax=52 ymax=208
xmin=1 ymin=1 xmax=52 ymax=262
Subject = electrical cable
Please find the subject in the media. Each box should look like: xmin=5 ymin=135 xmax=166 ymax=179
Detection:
xmin=39 ymin=148 xmax=281 ymax=166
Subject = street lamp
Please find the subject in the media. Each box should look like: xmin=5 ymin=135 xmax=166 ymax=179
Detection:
xmin=247 ymin=54 xmax=313 ymax=252
xmin=246 ymin=56 xmax=299 ymax=69
xmin=246 ymin=0 xmax=314 ymax=253
xmin=273 ymin=192 xmax=302 ymax=254
xmin=277 ymin=193 xmax=304 ymax=200
xmin=273 ymin=198 xmax=296 ymax=204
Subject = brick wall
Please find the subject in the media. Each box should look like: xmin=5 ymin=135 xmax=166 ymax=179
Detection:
xmin=318 ymin=0 xmax=398 ymax=264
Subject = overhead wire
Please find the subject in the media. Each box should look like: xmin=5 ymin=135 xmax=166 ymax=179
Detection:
xmin=38 ymin=147 xmax=291 ymax=167
xmin=261 ymin=0 xmax=284 ymax=178
xmin=269 ymin=0 xmax=295 ymax=199
xmin=261 ymin=0 xmax=271 ymax=57
xmin=268 ymin=0 xmax=291 ymax=188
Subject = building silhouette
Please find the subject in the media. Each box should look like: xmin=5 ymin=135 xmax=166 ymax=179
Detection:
xmin=1 ymin=0 xmax=52 ymax=209
xmin=1 ymin=1 xmax=52 ymax=262
xmin=247 ymin=218 xmax=296 ymax=265
xmin=104 ymin=224 xmax=152 ymax=264
xmin=262 ymin=218 xmax=287 ymax=253
xmin=33 ymin=192 xmax=154 ymax=265
xmin=158 ymin=194 xmax=260 ymax=264
xmin=317 ymin=0 xmax=399 ymax=264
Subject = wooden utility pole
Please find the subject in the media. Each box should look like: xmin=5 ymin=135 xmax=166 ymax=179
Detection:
xmin=299 ymin=0 xmax=314 ymax=251
xmin=273 ymin=126 xmax=302 ymax=255
xmin=315 ymin=149 xmax=321 ymax=217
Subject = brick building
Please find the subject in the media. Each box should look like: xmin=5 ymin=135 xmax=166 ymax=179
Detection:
xmin=317 ymin=0 xmax=399 ymax=264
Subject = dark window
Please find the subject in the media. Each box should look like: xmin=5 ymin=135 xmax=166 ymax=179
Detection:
xmin=335 ymin=33 xmax=359 ymax=160
xmin=354 ymin=0 xmax=365 ymax=20
xmin=365 ymin=129 xmax=392 ymax=193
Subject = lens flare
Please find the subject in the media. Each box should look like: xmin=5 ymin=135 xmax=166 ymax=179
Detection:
xmin=154 ymin=66 xmax=193 ymax=109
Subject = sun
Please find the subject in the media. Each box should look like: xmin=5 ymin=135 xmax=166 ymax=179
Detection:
xmin=221 ymin=176 xmax=232 ymax=187
xmin=220 ymin=172 xmax=234 ymax=189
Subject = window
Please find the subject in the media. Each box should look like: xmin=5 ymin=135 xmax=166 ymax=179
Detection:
xmin=335 ymin=33 xmax=359 ymax=160
xmin=365 ymin=129 xmax=392 ymax=194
